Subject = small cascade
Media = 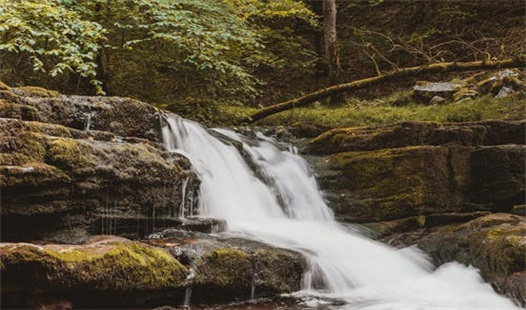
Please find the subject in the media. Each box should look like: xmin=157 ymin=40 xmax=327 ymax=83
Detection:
xmin=84 ymin=111 xmax=94 ymax=131
xmin=179 ymin=177 xmax=190 ymax=218
xmin=184 ymin=268 xmax=196 ymax=308
xmin=161 ymin=114 xmax=519 ymax=309
xmin=183 ymin=288 xmax=192 ymax=308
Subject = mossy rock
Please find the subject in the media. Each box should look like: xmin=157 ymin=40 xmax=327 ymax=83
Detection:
xmin=1 ymin=117 xmax=198 ymax=242
xmin=1 ymin=237 xmax=188 ymax=308
xmin=306 ymin=120 xmax=525 ymax=155
xmin=317 ymin=145 xmax=471 ymax=222
xmin=192 ymin=248 xmax=253 ymax=302
xmin=170 ymin=235 xmax=305 ymax=305
xmin=1 ymin=239 xmax=187 ymax=291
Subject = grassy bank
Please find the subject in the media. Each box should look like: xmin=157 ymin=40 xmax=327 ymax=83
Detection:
xmin=211 ymin=93 xmax=525 ymax=128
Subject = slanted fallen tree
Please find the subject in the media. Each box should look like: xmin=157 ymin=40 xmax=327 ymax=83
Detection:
xmin=244 ymin=57 xmax=526 ymax=123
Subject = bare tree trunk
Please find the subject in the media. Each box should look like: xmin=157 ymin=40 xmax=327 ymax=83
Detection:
xmin=324 ymin=0 xmax=345 ymax=105
xmin=243 ymin=58 xmax=525 ymax=124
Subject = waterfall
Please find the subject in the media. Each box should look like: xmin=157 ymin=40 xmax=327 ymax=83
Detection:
xmin=161 ymin=114 xmax=518 ymax=309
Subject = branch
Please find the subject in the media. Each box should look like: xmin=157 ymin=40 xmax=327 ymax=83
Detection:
xmin=244 ymin=57 xmax=525 ymax=124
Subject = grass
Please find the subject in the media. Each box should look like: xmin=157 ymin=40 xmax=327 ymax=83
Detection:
xmin=213 ymin=92 xmax=526 ymax=128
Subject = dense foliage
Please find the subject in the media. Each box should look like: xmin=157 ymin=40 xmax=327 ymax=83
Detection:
xmin=1 ymin=0 xmax=524 ymax=118
xmin=0 ymin=0 xmax=317 ymax=104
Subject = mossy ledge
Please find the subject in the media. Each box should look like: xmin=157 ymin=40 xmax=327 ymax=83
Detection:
xmin=0 ymin=237 xmax=188 ymax=308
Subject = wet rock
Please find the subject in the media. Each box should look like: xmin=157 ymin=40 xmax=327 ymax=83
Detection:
xmin=0 ymin=236 xmax=188 ymax=309
xmin=381 ymin=213 xmax=526 ymax=305
xmin=146 ymin=231 xmax=306 ymax=305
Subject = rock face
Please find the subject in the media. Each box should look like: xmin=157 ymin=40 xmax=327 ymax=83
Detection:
xmin=0 ymin=85 xmax=200 ymax=243
xmin=307 ymin=121 xmax=525 ymax=223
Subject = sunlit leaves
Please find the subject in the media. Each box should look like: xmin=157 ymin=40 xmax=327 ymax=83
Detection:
xmin=0 ymin=0 xmax=105 ymax=93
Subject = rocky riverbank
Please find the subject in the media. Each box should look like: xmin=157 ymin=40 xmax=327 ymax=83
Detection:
xmin=304 ymin=119 xmax=525 ymax=304
xmin=1 ymin=80 xmax=524 ymax=308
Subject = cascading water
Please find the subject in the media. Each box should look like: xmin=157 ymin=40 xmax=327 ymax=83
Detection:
xmin=161 ymin=114 xmax=519 ymax=309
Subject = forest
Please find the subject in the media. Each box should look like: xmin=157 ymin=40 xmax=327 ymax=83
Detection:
xmin=1 ymin=0 xmax=524 ymax=125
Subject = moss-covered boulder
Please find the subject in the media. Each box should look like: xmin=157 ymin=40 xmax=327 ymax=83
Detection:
xmin=152 ymin=231 xmax=305 ymax=305
xmin=0 ymin=236 xmax=188 ymax=309
xmin=4 ymin=86 xmax=162 ymax=142
xmin=316 ymin=145 xmax=479 ymax=222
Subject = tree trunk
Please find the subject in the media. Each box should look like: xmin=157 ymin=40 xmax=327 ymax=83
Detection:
xmin=323 ymin=0 xmax=345 ymax=105
xmin=243 ymin=57 xmax=526 ymax=124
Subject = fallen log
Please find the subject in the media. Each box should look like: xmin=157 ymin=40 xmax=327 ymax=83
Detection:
xmin=244 ymin=57 xmax=526 ymax=123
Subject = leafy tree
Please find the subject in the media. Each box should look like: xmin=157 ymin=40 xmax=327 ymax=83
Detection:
xmin=0 ymin=0 xmax=320 ymax=114
xmin=0 ymin=0 xmax=106 ymax=93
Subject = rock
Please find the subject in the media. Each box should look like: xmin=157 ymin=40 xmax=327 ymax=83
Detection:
xmin=306 ymin=120 xmax=525 ymax=155
xmin=381 ymin=213 xmax=526 ymax=306
xmin=315 ymin=145 xmax=477 ymax=222
xmin=429 ymin=95 xmax=447 ymax=104
xmin=306 ymin=121 xmax=525 ymax=223
xmin=495 ymin=86 xmax=515 ymax=98
xmin=147 ymin=231 xmax=306 ymax=304
xmin=477 ymin=69 xmax=526 ymax=97
xmin=470 ymin=145 xmax=526 ymax=211
xmin=0 ymin=236 xmax=188 ymax=309
xmin=413 ymin=81 xmax=463 ymax=104
xmin=1 ymin=112 xmax=199 ymax=243
xmin=8 ymin=88 xmax=162 ymax=142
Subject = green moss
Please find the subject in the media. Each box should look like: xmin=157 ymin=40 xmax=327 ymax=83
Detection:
xmin=17 ymin=132 xmax=47 ymax=163
xmin=18 ymin=86 xmax=60 ymax=98
xmin=214 ymin=93 xmax=525 ymax=128
xmin=48 ymin=137 xmax=90 ymax=169
xmin=26 ymin=122 xmax=72 ymax=138
xmin=194 ymin=248 xmax=252 ymax=287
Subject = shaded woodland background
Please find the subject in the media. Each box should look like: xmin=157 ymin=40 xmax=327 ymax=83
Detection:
xmin=1 ymin=0 xmax=524 ymax=115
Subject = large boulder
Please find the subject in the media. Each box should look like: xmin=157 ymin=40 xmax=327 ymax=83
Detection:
xmin=0 ymin=236 xmax=188 ymax=309
xmin=151 ymin=230 xmax=306 ymax=305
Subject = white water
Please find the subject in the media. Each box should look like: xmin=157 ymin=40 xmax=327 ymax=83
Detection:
xmin=162 ymin=115 xmax=519 ymax=310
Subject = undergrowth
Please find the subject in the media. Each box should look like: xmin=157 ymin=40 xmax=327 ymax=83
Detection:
xmin=213 ymin=92 xmax=525 ymax=128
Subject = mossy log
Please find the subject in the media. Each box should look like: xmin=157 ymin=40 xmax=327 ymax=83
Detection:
xmin=244 ymin=57 xmax=526 ymax=123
